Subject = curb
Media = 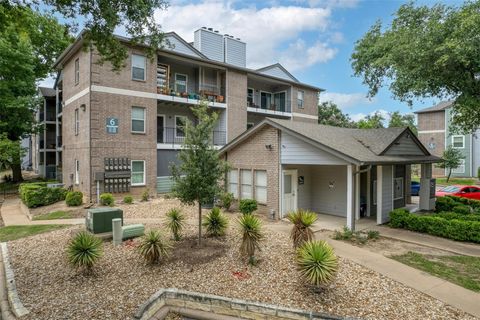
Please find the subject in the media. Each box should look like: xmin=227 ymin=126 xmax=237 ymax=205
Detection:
xmin=0 ymin=244 xmax=17 ymax=320
xmin=0 ymin=243 xmax=28 ymax=318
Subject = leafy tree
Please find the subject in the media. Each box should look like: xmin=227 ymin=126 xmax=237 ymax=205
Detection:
xmin=388 ymin=111 xmax=417 ymax=135
xmin=436 ymin=145 xmax=465 ymax=182
xmin=351 ymin=1 xmax=480 ymax=134
xmin=318 ymin=101 xmax=355 ymax=127
xmin=356 ymin=111 xmax=385 ymax=129
xmin=171 ymin=101 xmax=228 ymax=246
xmin=0 ymin=135 xmax=26 ymax=172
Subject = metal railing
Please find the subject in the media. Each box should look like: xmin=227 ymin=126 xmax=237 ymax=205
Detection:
xmin=39 ymin=140 xmax=57 ymax=149
xmin=157 ymin=80 xmax=226 ymax=103
xmin=247 ymin=99 xmax=292 ymax=113
xmin=157 ymin=127 xmax=226 ymax=146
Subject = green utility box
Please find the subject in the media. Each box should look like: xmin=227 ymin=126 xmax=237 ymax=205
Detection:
xmin=86 ymin=208 xmax=123 ymax=234
xmin=122 ymin=224 xmax=145 ymax=240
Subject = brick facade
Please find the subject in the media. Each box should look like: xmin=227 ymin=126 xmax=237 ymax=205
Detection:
xmin=417 ymin=110 xmax=445 ymax=177
xmin=226 ymin=69 xmax=248 ymax=141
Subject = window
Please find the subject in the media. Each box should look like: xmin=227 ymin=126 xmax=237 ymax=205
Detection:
xmin=452 ymin=135 xmax=465 ymax=149
xmin=74 ymin=108 xmax=79 ymax=135
xmin=240 ymin=169 xmax=252 ymax=199
xmin=247 ymin=88 xmax=254 ymax=106
xmin=393 ymin=177 xmax=404 ymax=200
xmin=297 ymin=90 xmax=304 ymax=109
xmin=131 ymin=54 xmax=146 ymax=81
xmin=373 ymin=180 xmax=377 ymax=205
xmin=274 ymin=91 xmax=286 ymax=112
xmin=131 ymin=107 xmax=145 ymax=133
xmin=74 ymin=58 xmax=79 ymax=85
xmin=175 ymin=73 xmax=187 ymax=93
xmin=228 ymin=169 xmax=238 ymax=198
xmin=131 ymin=160 xmax=145 ymax=186
xmin=452 ymin=159 xmax=465 ymax=174
xmin=260 ymin=92 xmax=272 ymax=109
xmin=255 ymin=170 xmax=267 ymax=203
xmin=75 ymin=159 xmax=79 ymax=185
xmin=175 ymin=116 xmax=187 ymax=138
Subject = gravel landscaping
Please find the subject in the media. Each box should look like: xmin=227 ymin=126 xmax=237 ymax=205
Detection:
xmin=7 ymin=199 xmax=478 ymax=320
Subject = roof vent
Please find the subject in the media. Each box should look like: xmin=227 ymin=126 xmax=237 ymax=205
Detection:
xmin=224 ymin=34 xmax=229 ymax=37
xmin=214 ymin=30 xmax=219 ymax=33
xmin=236 ymin=38 xmax=241 ymax=40
xmin=202 ymin=26 xmax=207 ymax=29
xmin=208 ymin=27 xmax=213 ymax=31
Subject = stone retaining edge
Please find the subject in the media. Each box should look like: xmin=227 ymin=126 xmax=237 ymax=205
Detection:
xmin=18 ymin=202 xmax=33 ymax=221
xmin=134 ymin=288 xmax=357 ymax=320
xmin=0 ymin=243 xmax=29 ymax=317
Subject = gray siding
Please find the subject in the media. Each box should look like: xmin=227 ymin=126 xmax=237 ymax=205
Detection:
xmin=473 ymin=129 xmax=480 ymax=177
xmin=224 ymin=37 xmax=246 ymax=67
xmin=157 ymin=176 xmax=174 ymax=193
xmin=157 ymin=150 xmax=180 ymax=177
xmin=157 ymin=103 xmax=195 ymax=128
xmin=393 ymin=165 xmax=406 ymax=209
xmin=380 ymin=165 xmax=393 ymax=223
xmin=258 ymin=65 xmax=296 ymax=82
xmin=384 ymin=132 xmax=425 ymax=156
xmin=310 ymin=166 xmax=347 ymax=217
xmin=281 ymin=133 xmax=348 ymax=165
xmin=194 ymin=29 xmax=224 ymax=62
xmin=164 ymin=35 xmax=202 ymax=58
xmin=446 ymin=108 xmax=473 ymax=177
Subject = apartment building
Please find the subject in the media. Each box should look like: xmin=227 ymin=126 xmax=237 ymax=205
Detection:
xmin=51 ymin=28 xmax=321 ymax=200
xmin=416 ymin=101 xmax=480 ymax=178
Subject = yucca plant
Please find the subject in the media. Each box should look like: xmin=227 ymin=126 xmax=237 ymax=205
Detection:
xmin=238 ymin=214 xmax=263 ymax=265
xmin=202 ymin=207 xmax=228 ymax=237
xmin=67 ymin=231 xmax=103 ymax=273
xmin=296 ymin=240 xmax=338 ymax=289
xmin=138 ymin=230 xmax=172 ymax=264
xmin=287 ymin=209 xmax=317 ymax=248
xmin=165 ymin=208 xmax=185 ymax=241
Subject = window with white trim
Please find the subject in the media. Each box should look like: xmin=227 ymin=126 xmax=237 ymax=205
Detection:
xmin=74 ymin=58 xmax=79 ymax=85
xmin=131 ymin=160 xmax=146 ymax=186
xmin=131 ymin=107 xmax=145 ymax=133
xmin=452 ymin=135 xmax=465 ymax=149
xmin=175 ymin=73 xmax=187 ymax=93
xmin=393 ymin=177 xmax=404 ymax=200
xmin=452 ymin=159 xmax=465 ymax=174
xmin=175 ymin=116 xmax=187 ymax=138
xmin=228 ymin=169 xmax=238 ymax=198
xmin=74 ymin=108 xmax=79 ymax=135
xmin=241 ymin=169 xmax=252 ymax=199
xmin=131 ymin=54 xmax=146 ymax=81
xmin=75 ymin=159 xmax=79 ymax=185
xmin=297 ymin=90 xmax=304 ymax=109
xmin=255 ymin=170 xmax=267 ymax=203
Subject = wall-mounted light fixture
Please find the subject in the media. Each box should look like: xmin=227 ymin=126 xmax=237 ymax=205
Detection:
xmin=80 ymin=103 xmax=86 ymax=112
xmin=265 ymin=144 xmax=273 ymax=150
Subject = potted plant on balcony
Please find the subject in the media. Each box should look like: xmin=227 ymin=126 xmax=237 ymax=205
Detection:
xmin=181 ymin=92 xmax=188 ymax=98
xmin=217 ymin=95 xmax=224 ymax=103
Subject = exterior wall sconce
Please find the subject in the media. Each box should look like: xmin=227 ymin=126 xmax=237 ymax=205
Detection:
xmin=80 ymin=103 xmax=86 ymax=111
xmin=265 ymin=144 xmax=273 ymax=150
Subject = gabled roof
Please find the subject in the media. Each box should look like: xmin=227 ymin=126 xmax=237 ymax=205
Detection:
xmin=38 ymin=87 xmax=56 ymax=97
xmin=163 ymin=32 xmax=207 ymax=59
xmin=220 ymin=118 xmax=440 ymax=165
xmin=256 ymin=63 xmax=299 ymax=82
xmin=414 ymin=101 xmax=453 ymax=114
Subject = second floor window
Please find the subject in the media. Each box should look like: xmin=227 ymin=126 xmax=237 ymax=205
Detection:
xmin=132 ymin=54 xmax=146 ymax=81
xmin=175 ymin=73 xmax=187 ymax=93
xmin=74 ymin=58 xmax=79 ymax=85
xmin=131 ymin=107 xmax=145 ymax=133
xmin=74 ymin=108 xmax=79 ymax=135
xmin=297 ymin=90 xmax=304 ymax=109
xmin=452 ymin=135 xmax=465 ymax=148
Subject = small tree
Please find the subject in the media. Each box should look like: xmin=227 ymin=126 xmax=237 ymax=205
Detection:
xmin=0 ymin=135 xmax=26 ymax=173
xmin=437 ymin=146 xmax=464 ymax=182
xmin=171 ymin=100 xmax=228 ymax=246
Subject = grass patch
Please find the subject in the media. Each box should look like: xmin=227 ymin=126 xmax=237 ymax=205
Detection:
xmin=391 ymin=251 xmax=480 ymax=292
xmin=412 ymin=176 xmax=476 ymax=186
xmin=33 ymin=210 xmax=74 ymax=221
xmin=0 ymin=225 xmax=68 ymax=242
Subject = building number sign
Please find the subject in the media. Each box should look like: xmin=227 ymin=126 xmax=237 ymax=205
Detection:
xmin=106 ymin=117 xmax=119 ymax=134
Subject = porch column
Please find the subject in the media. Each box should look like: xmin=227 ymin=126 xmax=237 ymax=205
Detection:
xmin=366 ymin=168 xmax=371 ymax=217
xmin=355 ymin=165 xmax=361 ymax=220
xmin=346 ymin=165 xmax=355 ymax=230
xmin=376 ymin=165 xmax=383 ymax=225
xmin=419 ymin=163 xmax=435 ymax=211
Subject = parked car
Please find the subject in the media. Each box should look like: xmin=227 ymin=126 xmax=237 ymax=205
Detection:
xmin=435 ymin=185 xmax=480 ymax=200
xmin=411 ymin=181 xmax=420 ymax=196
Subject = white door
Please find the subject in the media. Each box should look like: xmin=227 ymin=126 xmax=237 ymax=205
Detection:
xmin=282 ymin=169 xmax=297 ymax=217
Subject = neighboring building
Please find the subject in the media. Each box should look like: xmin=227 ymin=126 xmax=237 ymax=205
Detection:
xmin=50 ymin=28 xmax=321 ymax=201
xmin=415 ymin=101 xmax=480 ymax=178
xmin=220 ymin=118 xmax=440 ymax=229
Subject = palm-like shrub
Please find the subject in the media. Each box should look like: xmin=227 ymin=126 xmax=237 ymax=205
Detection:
xmin=165 ymin=208 xmax=185 ymax=241
xmin=138 ymin=230 xmax=172 ymax=264
xmin=202 ymin=207 xmax=228 ymax=237
xmin=296 ymin=240 xmax=338 ymax=288
xmin=67 ymin=231 xmax=103 ymax=273
xmin=238 ymin=214 xmax=263 ymax=264
xmin=287 ymin=209 xmax=317 ymax=248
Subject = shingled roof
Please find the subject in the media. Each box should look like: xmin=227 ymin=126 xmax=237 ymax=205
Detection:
xmin=38 ymin=87 xmax=56 ymax=97
xmin=414 ymin=101 xmax=453 ymax=114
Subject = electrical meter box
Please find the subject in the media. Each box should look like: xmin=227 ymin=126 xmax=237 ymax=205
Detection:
xmin=104 ymin=157 xmax=131 ymax=193
xmin=86 ymin=208 xmax=124 ymax=234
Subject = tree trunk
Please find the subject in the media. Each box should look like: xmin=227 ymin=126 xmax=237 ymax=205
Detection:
xmin=447 ymin=168 xmax=452 ymax=183
xmin=11 ymin=162 xmax=23 ymax=183
xmin=198 ymin=202 xmax=202 ymax=246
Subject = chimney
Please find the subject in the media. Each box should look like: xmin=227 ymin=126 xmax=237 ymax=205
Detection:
xmin=193 ymin=28 xmax=247 ymax=67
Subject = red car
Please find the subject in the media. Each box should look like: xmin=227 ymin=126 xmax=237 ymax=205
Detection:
xmin=435 ymin=185 xmax=480 ymax=200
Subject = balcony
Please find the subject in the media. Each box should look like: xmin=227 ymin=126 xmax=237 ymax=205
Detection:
xmin=157 ymin=127 xmax=226 ymax=148
xmin=247 ymin=99 xmax=292 ymax=117
xmin=39 ymin=140 xmax=57 ymax=150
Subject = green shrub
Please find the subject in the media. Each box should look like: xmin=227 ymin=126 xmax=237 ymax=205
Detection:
xmin=202 ymin=207 xmax=228 ymax=237
xmin=287 ymin=209 xmax=317 ymax=248
xmin=65 ymin=191 xmax=83 ymax=207
xmin=453 ymin=205 xmax=471 ymax=215
xmin=165 ymin=208 xmax=185 ymax=241
xmin=366 ymin=230 xmax=380 ymax=240
xmin=219 ymin=192 xmax=234 ymax=211
xmin=389 ymin=209 xmax=480 ymax=243
xmin=67 ymin=231 xmax=103 ymax=273
xmin=435 ymin=196 xmax=457 ymax=212
xmin=437 ymin=196 xmax=480 ymax=213
xmin=141 ymin=189 xmax=150 ymax=202
xmin=296 ymin=240 xmax=338 ymax=288
xmin=99 ymin=193 xmax=115 ymax=206
xmin=239 ymin=199 xmax=257 ymax=215
xmin=332 ymin=226 xmax=354 ymax=240
xmin=238 ymin=214 xmax=263 ymax=265
xmin=138 ymin=230 xmax=172 ymax=264
xmin=19 ymin=182 xmax=67 ymax=208
xmin=123 ymin=196 xmax=133 ymax=204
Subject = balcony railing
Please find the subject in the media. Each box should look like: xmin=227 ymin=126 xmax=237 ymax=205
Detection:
xmin=157 ymin=127 xmax=226 ymax=146
xmin=247 ymin=99 xmax=292 ymax=113
xmin=156 ymin=80 xmax=226 ymax=104
xmin=39 ymin=140 xmax=57 ymax=149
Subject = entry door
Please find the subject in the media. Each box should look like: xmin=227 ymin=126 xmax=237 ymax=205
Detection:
xmin=283 ymin=170 xmax=298 ymax=216
xmin=157 ymin=115 xmax=165 ymax=143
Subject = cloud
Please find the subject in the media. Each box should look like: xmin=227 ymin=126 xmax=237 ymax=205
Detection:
xmin=350 ymin=109 xmax=391 ymax=123
xmin=319 ymin=92 xmax=374 ymax=109
xmin=154 ymin=1 xmax=340 ymax=71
